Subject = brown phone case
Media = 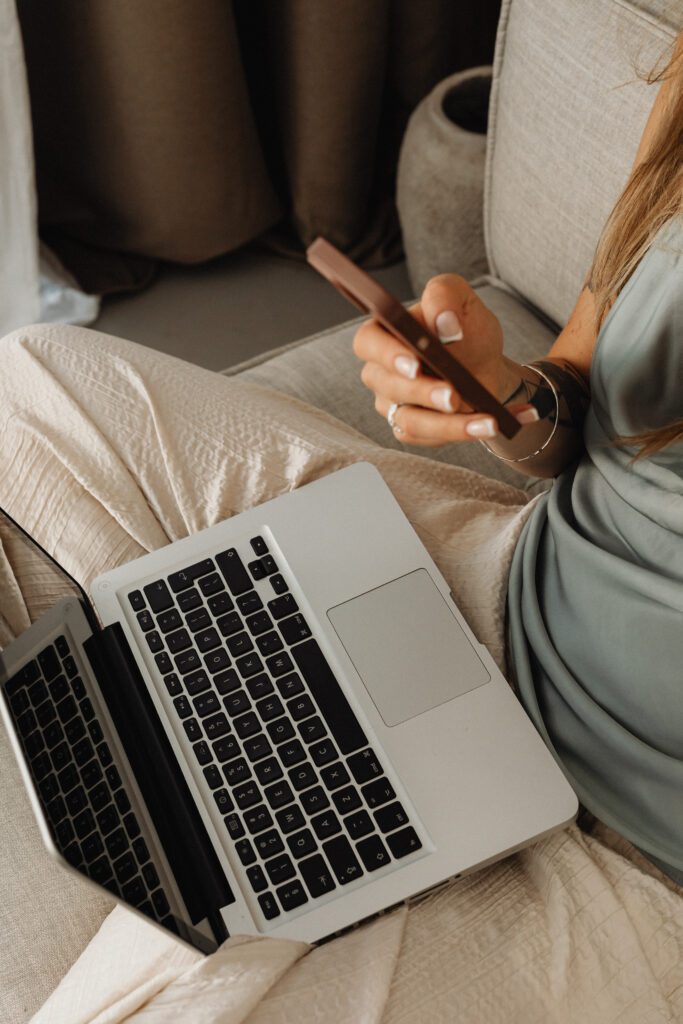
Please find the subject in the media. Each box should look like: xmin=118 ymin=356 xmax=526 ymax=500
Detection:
xmin=306 ymin=237 xmax=520 ymax=439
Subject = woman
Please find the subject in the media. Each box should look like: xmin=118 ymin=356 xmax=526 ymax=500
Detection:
xmin=353 ymin=34 xmax=683 ymax=884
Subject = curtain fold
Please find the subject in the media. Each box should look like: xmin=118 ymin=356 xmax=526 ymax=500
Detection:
xmin=17 ymin=0 xmax=501 ymax=295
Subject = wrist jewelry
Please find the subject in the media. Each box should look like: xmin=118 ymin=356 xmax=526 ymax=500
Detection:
xmin=480 ymin=363 xmax=559 ymax=463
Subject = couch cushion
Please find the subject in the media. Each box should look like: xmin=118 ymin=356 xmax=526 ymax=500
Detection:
xmin=232 ymin=281 xmax=556 ymax=491
xmin=486 ymin=0 xmax=678 ymax=327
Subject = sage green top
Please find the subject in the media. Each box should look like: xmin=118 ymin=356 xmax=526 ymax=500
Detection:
xmin=508 ymin=219 xmax=683 ymax=882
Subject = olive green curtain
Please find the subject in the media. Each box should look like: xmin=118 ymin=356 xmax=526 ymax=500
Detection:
xmin=18 ymin=0 xmax=501 ymax=295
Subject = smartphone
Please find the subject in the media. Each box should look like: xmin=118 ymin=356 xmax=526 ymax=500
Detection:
xmin=306 ymin=237 xmax=520 ymax=439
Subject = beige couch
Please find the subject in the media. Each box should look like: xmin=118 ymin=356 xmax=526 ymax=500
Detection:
xmin=1 ymin=1 xmax=678 ymax=1020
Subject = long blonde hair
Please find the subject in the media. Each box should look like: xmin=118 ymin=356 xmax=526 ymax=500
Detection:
xmin=588 ymin=38 xmax=683 ymax=459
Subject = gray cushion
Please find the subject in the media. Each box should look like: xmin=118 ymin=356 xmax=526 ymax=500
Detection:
xmin=232 ymin=281 xmax=556 ymax=491
xmin=486 ymin=0 xmax=678 ymax=326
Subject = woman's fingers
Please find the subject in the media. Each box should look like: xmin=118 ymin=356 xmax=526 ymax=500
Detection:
xmin=375 ymin=396 xmax=499 ymax=445
xmin=360 ymin=361 xmax=463 ymax=413
xmin=353 ymin=316 xmax=423 ymax=379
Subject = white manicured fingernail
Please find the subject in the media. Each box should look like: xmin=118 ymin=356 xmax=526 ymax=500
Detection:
xmin=465 ymin=418 xmax=497 ymax=438
xmin=395 ymin=355 xmax=419 ymax=379
xmin=435 ymin=310 xmax=464 ymax=342
xmin=431 ymin=386 xmax=454 ymax=412
xmin=516 ymin=407 xmax=540 ymax=424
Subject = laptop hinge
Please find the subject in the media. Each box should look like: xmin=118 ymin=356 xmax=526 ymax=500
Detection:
xmin=83 ymin=622 xmax=233 ymax=939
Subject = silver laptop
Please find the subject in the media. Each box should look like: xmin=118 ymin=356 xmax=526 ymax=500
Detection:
xmin=0 ymin=462 xmax=577 ymax=952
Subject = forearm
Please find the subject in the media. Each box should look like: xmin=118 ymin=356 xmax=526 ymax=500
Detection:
xmin=486 ymin=355 xmax=591 ymax=478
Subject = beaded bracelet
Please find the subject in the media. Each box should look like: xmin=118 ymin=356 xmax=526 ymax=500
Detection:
xmin=480 ymin=363 xmax=559 ymax=463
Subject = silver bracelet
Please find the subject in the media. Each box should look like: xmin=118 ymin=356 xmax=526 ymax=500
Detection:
xmin=479 ymin=363 xmax=559 ymax=463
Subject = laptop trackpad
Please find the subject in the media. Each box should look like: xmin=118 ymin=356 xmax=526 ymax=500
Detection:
xmin=327 ymin=569 xmax=490 ymax=727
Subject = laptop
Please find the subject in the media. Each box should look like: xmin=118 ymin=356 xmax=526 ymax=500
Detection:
xmin=0 ymin=462 xmax=577 ymax=953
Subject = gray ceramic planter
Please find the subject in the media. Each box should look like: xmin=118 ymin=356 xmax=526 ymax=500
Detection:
xmin=397 ymin=66 xmax=492 ymax=295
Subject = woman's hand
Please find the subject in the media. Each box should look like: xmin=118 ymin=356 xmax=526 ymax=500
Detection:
xmin=353 ymin=273 xmax=530 ymax=446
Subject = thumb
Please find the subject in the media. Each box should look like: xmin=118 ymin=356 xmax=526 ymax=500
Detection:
xmin=420 ymin=274 xmax=488 ymax=344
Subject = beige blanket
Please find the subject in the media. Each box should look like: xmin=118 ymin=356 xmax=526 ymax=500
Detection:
xmin=0 ymin=324 xmax=681 ymax=1024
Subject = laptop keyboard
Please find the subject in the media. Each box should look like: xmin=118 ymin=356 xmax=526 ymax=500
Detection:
xmin=4 ymin=636 xmax=174 ymax=929
xmin=129 ymin=535 xmax=422 ymax=922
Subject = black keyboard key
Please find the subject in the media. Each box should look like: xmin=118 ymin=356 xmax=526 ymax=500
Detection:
xmin=173 ymin=695 xmax=192 ymax=719
xmin=256 ymin=632 xmax=284 ymax=656
xmin=267 ymin=593 xmax=298 ymax=620
xmin=49 ymin=675 xmax=69 ymax=702
xmin=32 ymin=751 xmax=51 ymax=781
xmin=275 ymin=804 xmax=305 ymax=835
xmin=245 ymin=611 xmax=273 ymax=637
xmin=265 ymin=652 xmax=293 ymax=677
xmin=275 ymin=673 xmax=304 ymax=699
xmin=47 ymin=795 xmax=67 ymax=825
xmin=216 ymin=548 xmax=252 ymax=596
xmin=65 ymin=716 xmax=86 ymax=744
xmin=332 ymin=786 xmax=362 ymax=816
xmin=215 ymin=669 xmax=241 ymax=695
xmin=90 ymin=855 xmax=113 ymax=883
xmin=320 ymin=761 xmax=350 ymax=791
xmin=114 ymin=851 xmax=137 ymax=884
xmin=38 ymin=646 xmax=60 ymax=682
xmin=244 ymin=804 xmax=273 ymax=835
xmin=55 ymin=635 xmax=70 ymax=658
xmin=261 ymin=555 xmax=278 ymax=575
xmin=71 ymin=676 xmax=86 ymax=701
xmin=253 ymin=826 xmax=284 ymax=860
xmin=57 ymin=762 xmax=79 ymax=794
xmin=65 ymin=785 xmax=87 ymax=816
xmin=105 ymin=827 xmax=128 ymax=860
xmin=225 ymin=813 xmax=245 ymax=840
xmin=64 ymin=842 xmax=82 ymax=867
xmin=166 ymin=628 xmax=192 ymax=655
xmin=203 ymin=711 xmax=230 ymax=740
xmin=184 ymin=669 xmax=211 ymax=696
xmin=35 ymin=703 xmax=55 ymax=730
xmin=56 ymin=695 xmax=77 ymax=724
xmin=243 ymin=733 xmax=272 ymax=762
xmin=142 ymin=862 xmax=160 ymax=890
xmin=144 ymin=580 xmax=173 ymax=613
xmin=136 ymin=610 xmax=155 ymax=632
xmin=300 ymin=785 xmax=329 ymax=817
xmin=39 ymin=773 xmax=59 ymax=803
xmin=374 ymin=802 xmax=409 ymax=834
xmin=224 ymin=690 xmax=251 ymax=717
xmin=28 ymin=679 xmax=48 ymax=706
xmin=183 ymin=718 xmax=202 ymax=743
xmin=247 ymin=865 xmax=268 ymax=893
xmin=203 ymin=765 xmax=223 ymax=790
xmin=348 ymin=748 xmax=383 ymax=785
xmin=227 ymin=631 xmax=254 ymax=657
xmin=114 ymin=788 xmax=131 ymax=814
xmin=193 ymin=692 xmax=221 ymax=718
xmin=216 ymin=611 xmax=242 ymax=637
xmin=287 ymin=694 xmax=315 ymax=722
xmin=157 ymin=608 xmax=182 ymax=634
xmin=198 ymin=572 xmax=224 ymax=597
xmin=323 ymin=834 xmax=363 ymax=885
xmin=25 ymin=732 xmax=45 ymax=761
xmin=311 ymin=810 xmax=342 ymax=841
xmin=223 ymin=758 xmax=251 ymax=786
xmin=10 ymin=689 xmax=30 ymax=716
xmin=96 ymin=740 xmax=112 ymax=767
xmin=236 ymin=653 xmax=263 ymax=679
xmin=250 ymin=536 xmax=268 ymax=556
xmin=254 ymin=757 xmax=283 ymax=785
xmin=362 ymin=778 xmax=396 ymax=808
xmin=299 ymin=853 xmax=337 ymax=898
xmin=122 ymin=876 xmax=147 ymax=906
xmin=196 ymin=628 xmax=221 ymax=654
xmin=152 ymin=888 xmax=170 ymax=916
xmin=235 ymin=838 xmax=257 ymax=865
xmin=279 ymin=614 xmax=312 ymax=646
xmin=80 ymin=697 xmax=95 ymax=722
xmin=51 ymin=741 xmax=71 ymax=772
xmin=185 ymin=608 xmax=211 ymax=634
xmin=309 ymin=739 xmax=337 ymax=767
xmin=178 ymin=587 xmax=202 ymax=613
xmin=245 ymin=673 xmax=274 ymax=699
xmin=237 ymin=591 xmax=263 ymax=615
xmin=88 ymin=720 xmax=104 ymax=744
xmin=193 ymin=740 xmax=212 ymax=765
xmin=213 ymin=734 xmax=240 ymax=763
xmin=175 ymin=649 xmax=202 ymax=674
xmin=146 ymin=631 xmax=163 ymax=654
xmin=105 ymin=765 xmax=122 ymax=789
xmin=258 ymin=891 xmax=280 ymax=920
xmin=17 ymin=708 xmax=37 ymax=738
xmin=168 ymin=559 xmax=214 ymax=593
xmin=255 ymin=695 xmax=284 ymax=723
xmin=44 ymin=719 xmax=63 ymax=749
xmin=386 ymin=826 xmax=422 ymax=859
xmin=248 ymin=559 xmax=266 ymax=581
xmin=279 ymin=739 xmax=306 ymax=768
xmin=264 ymin=853 xmax=296 ymax=886
xmin=63 ymin=656 xmax=78 ymax=680
xmin=345 ymin=810 xmax=374 ymax=841
xmin=286 ymin=828 xmax=317 ymax=860
xmin=204 ymin=648 xmax=231 ymax=674
xmin=266 ymin=718 xmax=295 ymax=745
xmin=289 ymin=762 xmax=317 ymax=792
xmin=276 ymin=879 xmax=308 ymax=912
xmin=128 ymin=590 xmax=145 ymax=611
xmin=234 ymin=712 xmax=260 ymax=739
xmin=56 ymin=818 xmax=75 ymax=848
xmin=298 ymin=716 xmax=326 ymax=745
xmin=264 ymin=780 xmax=294 ymax=810
xmin=123 ymin=812 xmax=141 ymax=839
xmin=213 ymin=788 xmax=234 ymax=815
xmin=74 ymin=808 xmax=96 ymax=839
xmin=357 ymin=834 xmax=392 ymax=872
xmin=208 ymin=592 xmax=234 ymax=617
xmin=80 ymin=832 xmax=104 ymax=864
xmin=270 ymin=574 xmax=288 ymax=595
xmin=96 ymin=804 xmax=119 ymax=835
